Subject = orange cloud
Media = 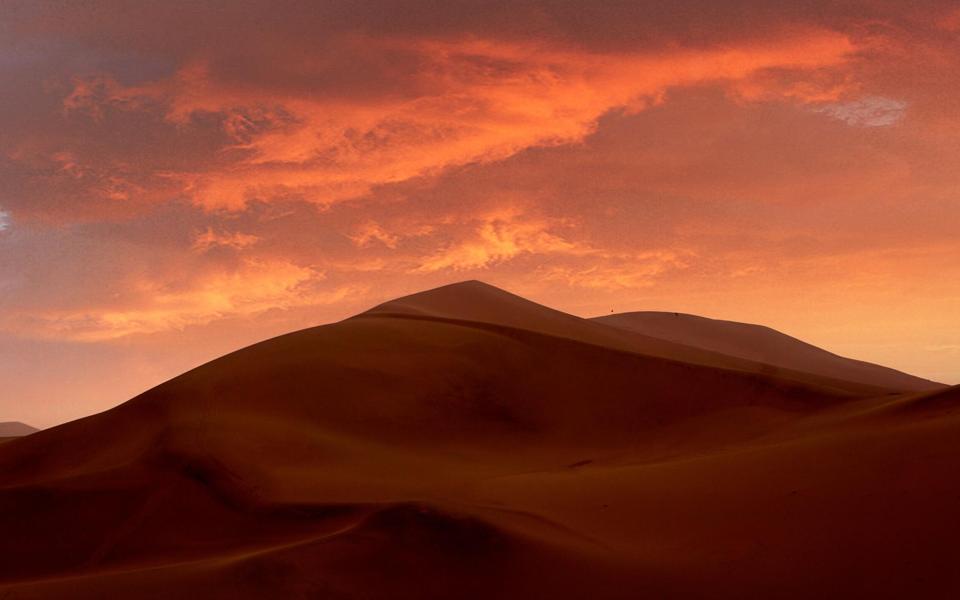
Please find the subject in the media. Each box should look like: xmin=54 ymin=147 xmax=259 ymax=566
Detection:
xmin=538 ymin=251 xmax=694 ymax=291
xmin=65 ymin=30 xmax=856 ymax=211
xmin=192 ymin=227 xmax=260 ymax=252
xmin=350 ymin=221 xmax=401 ymax=249
xmin=414 ymin=207 xmax=582 ymax=272
xmin=2 ymin=259 xmax=352 ymax=341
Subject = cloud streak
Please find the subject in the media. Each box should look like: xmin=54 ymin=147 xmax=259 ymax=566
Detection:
xmin=3 ymin=259 xmax=347 ymax=341
xmin=816 ymin=96 xmax=908 ymax=126
xmin=62 ymin=30 xmax=856 ymax=211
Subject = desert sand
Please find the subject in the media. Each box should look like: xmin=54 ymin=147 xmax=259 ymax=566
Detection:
xmin=0 ymin=281 xmax=956 ymax=598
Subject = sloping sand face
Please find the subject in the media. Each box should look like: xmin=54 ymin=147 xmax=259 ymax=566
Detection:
xmin=0 ymin=282 xmax=957 ymax=598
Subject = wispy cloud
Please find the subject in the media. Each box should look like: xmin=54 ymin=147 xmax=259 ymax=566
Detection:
xmin=2 ymin=259 xmax=347 ymax=341
xmin=192 ymin=227 xmax=260 ymax=252
xmin=538 ymin=251 xmax=693 ymax=291
xmin=414 ymin=208 xmax=582 ymax=272
xmin=815 ymin=96 xmax=908 ymax=127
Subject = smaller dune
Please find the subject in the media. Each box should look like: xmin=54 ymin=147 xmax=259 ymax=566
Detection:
xmin=0 ymin=422 xmax=39 ymax=437
xmin=593 ymin=311 xmax=943 ymax=392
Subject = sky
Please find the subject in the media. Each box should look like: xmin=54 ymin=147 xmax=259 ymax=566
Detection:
xmin=2 ymin=0 xmax=959 ymax=427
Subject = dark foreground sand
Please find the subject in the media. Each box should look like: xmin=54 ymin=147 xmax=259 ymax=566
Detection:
xmin=0 ymin=281 xmax=956 ymax=598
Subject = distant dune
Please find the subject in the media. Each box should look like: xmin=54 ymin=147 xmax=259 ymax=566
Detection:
xmin=593 ymin=311 xmax=942 ymax=392
xmin=0 ymin=421 xmax=38 ymax=437
xmin=0 ymin=281 xmax=957 ymax=598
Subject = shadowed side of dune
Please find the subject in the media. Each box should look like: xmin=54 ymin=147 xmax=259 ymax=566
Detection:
xmin=0 ymin=501 xmax=644 ymax=600
xmin=0 ymin=457 xmax=370 ymax=582
xmin=865 ymin=384 xmax=960 ymax=419
xmin=1 ymin=312 xmax=856 ymax=483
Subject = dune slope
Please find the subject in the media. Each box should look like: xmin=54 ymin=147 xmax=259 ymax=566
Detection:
xmin=1 ymin=281 xmax=957 ymax=598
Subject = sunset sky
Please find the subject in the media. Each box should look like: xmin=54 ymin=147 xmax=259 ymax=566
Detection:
xmin=2 ymin=1 xmax=959 ymax=427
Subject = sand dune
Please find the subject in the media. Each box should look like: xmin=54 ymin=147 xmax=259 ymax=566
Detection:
xmin=1 ymin=281 xmax=957 ymax=598
xmin=594 ymin=310 xmax=942 ymax=392
xmin=366 ymin=281 xmax=930 ymax=395
xmin=0 ymin=421 xmax=39 ymax=438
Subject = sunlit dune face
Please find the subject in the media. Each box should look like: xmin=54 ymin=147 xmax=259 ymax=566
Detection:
xmin=1 ymin=1 xmax=959 ymax=425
